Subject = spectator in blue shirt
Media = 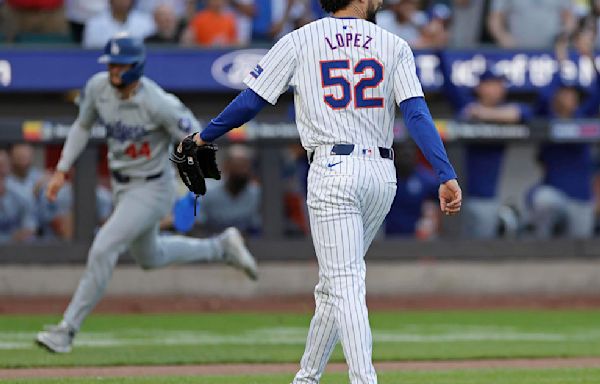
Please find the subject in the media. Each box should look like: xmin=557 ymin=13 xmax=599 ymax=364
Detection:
xmin=527 ymin=30 xmax=600 ymax=238
xmin=385 ymin=142 xmax=439 ymax=238
xmin=443 ymin=67 xmax=532 ymax=239
xmin=7 ymin=143 xmax=44 ymax=202
xmin=0 ymin=149 xmax=37 ymax=243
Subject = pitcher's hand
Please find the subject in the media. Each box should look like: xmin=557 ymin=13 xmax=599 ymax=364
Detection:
xmin=439 ymin=179 xmax=462 ymax=216
xmin=46 ymin=171 xmax=66 ymax=203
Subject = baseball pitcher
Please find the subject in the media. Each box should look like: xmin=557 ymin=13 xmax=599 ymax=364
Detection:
xmin=177 ymin=1 xmax=462 ymax=382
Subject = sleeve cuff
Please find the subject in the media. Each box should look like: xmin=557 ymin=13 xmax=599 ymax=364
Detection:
xmin=242 ymin=80 xmax=278 ymax=106
xmin=397 ymin=90 xmax=425 ymax=105
xmin=439 ymin=172 xmax=458 ymax=184
xmin=56 ymin=160 xmax=70 ymax=173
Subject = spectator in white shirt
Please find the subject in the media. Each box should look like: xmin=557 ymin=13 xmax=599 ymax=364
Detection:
xmin=377 ymin=0 xmax=429 ymax=48
xmin=135 ymin=0 xmax=189 ymax=20
xmin=145 ymin=2 xmax=186 ymax=44
xmin=488 ymin=0 xmax=574 ymax=48
xmin=65 ymin=0 xmax=107 ymax=43
xmin=231 ymin=0 xmax=255 ymax=45
xmin=83 ymin=0 xmax=155 ymax=48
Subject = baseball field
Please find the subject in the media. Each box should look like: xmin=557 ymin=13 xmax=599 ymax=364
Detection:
xmin=1 ymin=307 xmax=600 ymax=383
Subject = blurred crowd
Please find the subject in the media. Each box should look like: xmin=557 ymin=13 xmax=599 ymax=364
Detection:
xmin=3 ymin=0 xmax=600 ymax=243
xmin=3 ymin=129 xmax=600 ymax=244
xmin=0 ymin=142 xmax=266 ymax=243
xmin=0 ymin=144 xmax=113 ymax=244
xmin=0 ymin=0 xmax=322 ymax=46
xmin=0 ymin=0 xmax=598 ymax=49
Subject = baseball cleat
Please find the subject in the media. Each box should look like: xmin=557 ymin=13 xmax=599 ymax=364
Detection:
xmin=35 ymin=323 xmax=75 ymax=353
xmin=221 ymin=227 xmax=258 ymax=280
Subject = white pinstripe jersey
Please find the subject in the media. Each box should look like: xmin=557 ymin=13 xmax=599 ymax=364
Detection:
xmin=244 ymin=17 xmax=424 ymax=151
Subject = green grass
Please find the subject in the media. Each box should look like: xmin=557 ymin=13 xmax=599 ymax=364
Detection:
xmin=1 ymin=310 xmax=600 ymax=368
xmin=3 ymin=368 xmax=600 ymax=384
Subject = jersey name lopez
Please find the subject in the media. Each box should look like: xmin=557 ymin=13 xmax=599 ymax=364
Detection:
xmin=325 ymin=32 xmax=373 ymax=50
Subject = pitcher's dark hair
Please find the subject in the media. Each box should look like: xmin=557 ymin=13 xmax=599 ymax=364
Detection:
xmin=320 ymin=0 xmax=353 ymax=14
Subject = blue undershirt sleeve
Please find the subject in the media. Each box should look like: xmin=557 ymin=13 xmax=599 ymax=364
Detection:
xmin=399 ymin=96 xmax=457 ymax=183
xmin=199 ymin=88 xmax=269 ymax=142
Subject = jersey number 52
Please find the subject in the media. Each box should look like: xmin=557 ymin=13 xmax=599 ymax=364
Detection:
xmin=320 ymin=59 xmax=384 ymax=110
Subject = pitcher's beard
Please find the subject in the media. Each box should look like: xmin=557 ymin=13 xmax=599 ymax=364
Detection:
xmin=366 ymin=1 xmax=382 ymax=23
xmin=367 ymin=11 xmax=377 ymax=23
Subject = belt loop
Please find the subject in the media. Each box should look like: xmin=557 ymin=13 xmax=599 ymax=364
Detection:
xmin=378 ymin=147 xmax=393 ymax=160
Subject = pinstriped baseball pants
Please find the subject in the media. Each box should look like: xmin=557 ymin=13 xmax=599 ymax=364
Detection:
xmin=293 ymin=153 xmax=397 ymax=384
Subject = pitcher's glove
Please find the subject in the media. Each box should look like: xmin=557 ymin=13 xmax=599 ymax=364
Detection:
xmin=170 ymin=133 xmax=221 ymax=199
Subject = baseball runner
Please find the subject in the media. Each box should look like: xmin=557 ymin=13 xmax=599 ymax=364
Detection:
xmin=35 ymin=34 xmax=258 ymax=354
xmin=177 ymin=1 xmax=461 ymax=382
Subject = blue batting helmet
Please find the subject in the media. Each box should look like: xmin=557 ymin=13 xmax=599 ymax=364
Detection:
xmin=98 ymin=34 xmax=146 ymax=87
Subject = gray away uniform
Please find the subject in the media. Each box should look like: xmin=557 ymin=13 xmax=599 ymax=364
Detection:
xmin=57 ymin=73 xmax=225 ymax=330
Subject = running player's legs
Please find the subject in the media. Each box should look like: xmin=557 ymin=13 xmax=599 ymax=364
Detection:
xmin=129 ymin=223 xmax=224 ymax=269
xmin=62 ymin=185 xmax=160 ymax=330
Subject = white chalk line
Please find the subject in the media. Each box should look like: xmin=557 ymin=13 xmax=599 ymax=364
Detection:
xmin=1 ymin=326 xmax=600 ymax=350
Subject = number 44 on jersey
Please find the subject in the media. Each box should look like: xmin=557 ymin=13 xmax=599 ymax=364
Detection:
xmin=124 ymin=142 xmax=151 ymax=159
